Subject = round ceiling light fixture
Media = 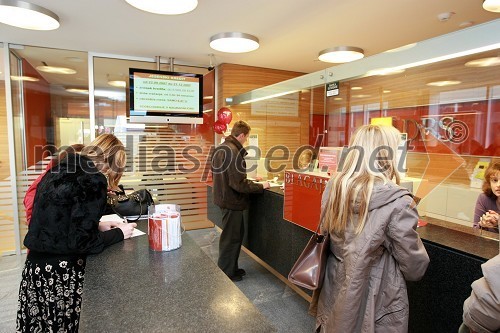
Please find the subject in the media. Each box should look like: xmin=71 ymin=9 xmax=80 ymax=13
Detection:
xmin=318 ymin=46 xmax=364 ymax=63
xmin=125 ymin=0 xmax=198 ymax=15
xmin=0 ymin=0 xmax=59 ymax=30
xmin=483 ymin=0 xmax=500 ymax=12
xmin=36 ymin=65 xmax=76 ymax=74
xmin=210 ymin=32 xmax=260 ymax=53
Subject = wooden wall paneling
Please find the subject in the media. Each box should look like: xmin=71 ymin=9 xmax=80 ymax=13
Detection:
xmin=217 ymin=63 xmax=311 ymax=180
xmin=0 ymin=82 xmax=10 ymax=180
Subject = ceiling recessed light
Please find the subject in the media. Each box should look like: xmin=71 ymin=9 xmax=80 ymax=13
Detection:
xmin=107 ymin=80 xmax=127 ymax=88
xmin=65 ymin=88 xmax=89 ymax=94
xmin=125 ymin=0 xmax=198 ymax=15
xmin=465 ymin=56 xmax=500 ymax=67
xmin=334 ymin=97 xmax=343 ymax=101
xmin=36 ymin=65 xmax=76 ymax=74
xmin=352 ymin=94 xmax=371 ymax=98
xmin=351 ymin=86 xmax=363 ymax=90
xmin=384 ymin=43 xmax=417 ymax=53
xmin=318 ymin=46 xmax=364 ymax=63
xmin=210 ymin=32 xmax=260 ymax=53
xmin=383 ymin=90 xmax=391 ymax=93
xmin=483 ymin=0 xmax=500 ymax=12
xmin=366 ymin=68 xmax=405 ymax=76
xmin=11 ymin=75 xmax=39 ymax=82
xmin=426 ymin=80 xmax=462 ymax=87
xmin=0 ymin=0 xmax=59 ymax=30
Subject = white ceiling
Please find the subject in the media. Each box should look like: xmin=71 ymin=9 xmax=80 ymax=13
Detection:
xmin=0 ymin=0 xmax=499 ymax=75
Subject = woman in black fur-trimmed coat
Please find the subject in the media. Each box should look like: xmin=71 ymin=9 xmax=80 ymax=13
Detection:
xmin=16 ymin=134 xmax=137 ymax=333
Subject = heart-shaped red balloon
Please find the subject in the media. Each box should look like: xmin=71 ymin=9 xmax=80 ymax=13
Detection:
xmin=217 ymin=107 xmax=233 ymax=124
xmin=213 ymin=120 xmax=228 ymax=134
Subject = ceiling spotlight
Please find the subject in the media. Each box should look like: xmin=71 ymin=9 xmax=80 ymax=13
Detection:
xmin=10 ymin=75 xmax=39 ymax=82
xmin=65 ymin=88 xmax=89 ymax=95
xmin=384 ymin=43 xmax=417 ymax=53
xmin=318 ymin=46 xmax=364 ymax=63
xmin=465 ymin=56 xmax=500 ymax=67
xmin=36 ymin=65 xmax=76 ymax=74
xmin=210 ymin=32 xmax=260 ymax=53
xmin=426 ymin=80 xmax=462 ymax=87
xmin=366 ymin=68 xmax=405 ymax=76
xmin=483 ymin=0 xmax=500 ymax=12
xmin=125 ymin=0 xmax=198 ymax=15
xmin=108 ymin=80 xmax=127 ymax=88
xmin=0 ymin=0 xmax=59 ymax=30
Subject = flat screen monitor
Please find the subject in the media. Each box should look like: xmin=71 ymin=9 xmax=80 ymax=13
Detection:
xmin=129 ymin=68 xmax=203 ymax=124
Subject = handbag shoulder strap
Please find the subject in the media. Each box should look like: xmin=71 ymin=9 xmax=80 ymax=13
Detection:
xmin=316 ymin=203 xmax=327 ymax=235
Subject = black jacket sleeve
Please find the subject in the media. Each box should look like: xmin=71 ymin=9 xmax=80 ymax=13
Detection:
xmin=24 ymin=155 xmax=124 ymax=255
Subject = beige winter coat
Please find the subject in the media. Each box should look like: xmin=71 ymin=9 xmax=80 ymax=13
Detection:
xmin=310 ymin=181 xmax=430 ymax=333
xmin=462 ymin=254 xmax=500 ymax=333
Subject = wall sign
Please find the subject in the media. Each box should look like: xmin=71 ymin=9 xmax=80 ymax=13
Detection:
xmin=326 ymin=81 xmax=339 ymax=97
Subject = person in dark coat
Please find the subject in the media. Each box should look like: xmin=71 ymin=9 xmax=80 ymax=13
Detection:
xmin=211 ymin=121 xmax=270 ymax=281
xmin=17 ymin=134 xmax=137 ymax=333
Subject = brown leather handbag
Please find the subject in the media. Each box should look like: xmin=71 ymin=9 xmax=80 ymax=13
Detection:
xmin=288 ymin=217 xmax=330 ymax=290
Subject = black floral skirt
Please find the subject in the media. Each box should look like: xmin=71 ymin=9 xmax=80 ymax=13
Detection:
xmin=16 ymin=252 xmax=87 ymax=333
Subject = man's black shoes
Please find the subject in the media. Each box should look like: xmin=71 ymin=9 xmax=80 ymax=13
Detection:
xmin=228 ymin=268 xmax=246 ymax=282
xmin=229 ymin=274 xmax=243 ymax=282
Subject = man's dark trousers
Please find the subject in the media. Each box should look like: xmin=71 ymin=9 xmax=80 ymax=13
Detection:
xmin=218 ymin=208 xmax=244 ymax=277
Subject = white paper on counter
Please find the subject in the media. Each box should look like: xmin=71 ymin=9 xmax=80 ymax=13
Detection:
xmin=254 ymin=181 xmax=282 ymax=188
xmin=100 ymin=214 xmax=146 ymax=238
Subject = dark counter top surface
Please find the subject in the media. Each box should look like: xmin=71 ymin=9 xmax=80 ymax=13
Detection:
xmin=208 ymin=183 xmax=498 ymax=260
xmin=79 ymin=221 xmax=276 ymax=333
xmin=417 ymin=223 xmax=498 ymax=260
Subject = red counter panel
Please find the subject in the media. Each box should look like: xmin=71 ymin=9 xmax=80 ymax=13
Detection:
xmin=283 ymin=171 xmax=329 ymax=232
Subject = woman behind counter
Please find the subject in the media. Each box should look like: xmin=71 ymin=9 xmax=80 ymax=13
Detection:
xmin=17 ymin=134 xmax=136 ymax=333
xmin=474 ymin=161 xmax=500 ymax=233
xmin=310 ymin=125 xmax=429 ymax=333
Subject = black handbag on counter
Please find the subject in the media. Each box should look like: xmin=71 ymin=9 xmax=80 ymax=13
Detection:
xmin=107 ymin=189 xmax=154 ymax=221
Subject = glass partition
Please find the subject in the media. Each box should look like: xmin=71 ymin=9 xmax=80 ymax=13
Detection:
xmin=0 ymin=44 xmax=16 ymax=255
xmin=226 ymin=20 xmax=500 ymax=239
xmin=0 ymin=45 xmax=89 ymax=254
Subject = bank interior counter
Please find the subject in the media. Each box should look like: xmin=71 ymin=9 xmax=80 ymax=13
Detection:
xmin=80 ymin=220 xmax=277 ymax=333
xmin=207 ymin=170 xmax=498 ymax=333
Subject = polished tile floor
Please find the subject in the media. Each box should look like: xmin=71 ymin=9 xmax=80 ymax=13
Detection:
xmin=0 ymin=227 xmax=314 ymax=333
xmin=0 ymin=253 xmax=25 ymax=333
xmin=187 ymin=227 xmax=315 ymax=333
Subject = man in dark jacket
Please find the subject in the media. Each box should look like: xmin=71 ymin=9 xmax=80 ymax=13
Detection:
xmin=212 ymin=120 xmax=270 ymax=281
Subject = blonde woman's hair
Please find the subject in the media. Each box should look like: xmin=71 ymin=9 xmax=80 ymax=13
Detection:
xmin=80 ymin=134 xmax=126 ymax=190
xmin=324 ymin=125 xmax=402 ymax=236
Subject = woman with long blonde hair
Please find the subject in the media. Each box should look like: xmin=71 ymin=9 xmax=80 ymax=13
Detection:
xmin=310 ymin=125 xmax=429 ymax=333
xmin=17 ymin=134 xmax=136 ymax=333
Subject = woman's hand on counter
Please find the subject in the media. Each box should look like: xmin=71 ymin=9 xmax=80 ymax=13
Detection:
xmin=116 ymin=223 xmax=137 ymax=239
xmin=479 ymin=210 xmax=499 ymax=229
xmin=262 ymin=181 xmax=270 ymax=189
xmin=99 ymin=220 xmax=124 ymax=231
